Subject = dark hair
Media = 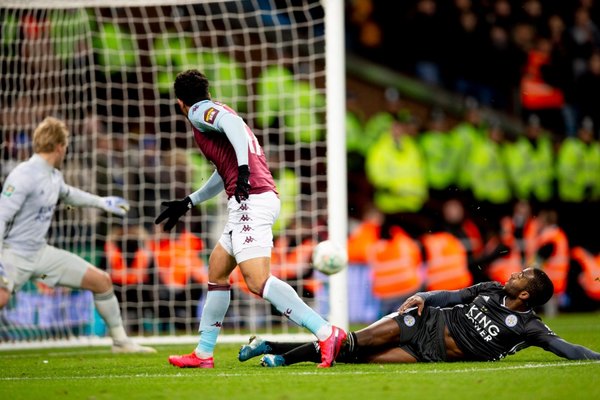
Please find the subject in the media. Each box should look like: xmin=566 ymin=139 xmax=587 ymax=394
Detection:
xmin=174 ymin=69 xmax=210 ymax=106
xmin=526 ymin=269 xmax=554 ymax=308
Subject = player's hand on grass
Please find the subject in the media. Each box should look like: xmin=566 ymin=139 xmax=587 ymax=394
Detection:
xmin=234 ymin=165 xmax=251 ymax=203
xmin=398 ymin=295 xmax=425 ymax=316
xmin=154 ymin=196 xmax=193 ymax=231
xmin=101 ymin=196 xmax=130 ymax=216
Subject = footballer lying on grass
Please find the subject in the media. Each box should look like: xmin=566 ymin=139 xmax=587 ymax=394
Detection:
xmin=239 ymin=268 xmax=600 ymax=366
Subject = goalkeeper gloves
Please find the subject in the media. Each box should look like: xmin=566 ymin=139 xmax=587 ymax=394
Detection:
xmin=234 ymin=165 xmax=251 ymax=203
xmin=101 ymin=196 xmax=130 ymax=216
xmin=154 ymin=196 xmax=193 ymax=232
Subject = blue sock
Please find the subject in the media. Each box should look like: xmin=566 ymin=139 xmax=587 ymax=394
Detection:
xmin=262 ymin=276 xmax=332 ymax=340
xmin=195 ymin=283 xmax=231 ymax=358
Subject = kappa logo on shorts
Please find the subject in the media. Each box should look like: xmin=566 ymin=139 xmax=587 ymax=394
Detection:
xmin=203 ymin=107 xmax=220 ymax=124
xmin=243 ymin=236 xmax=256 ymax=244
xmin=403 ymin=314 xmax=416 ymax=327
xmin=241 ymin=225 xmax=253 ymax=233
xmin=505 ymin=314 xmax=518 ymax=327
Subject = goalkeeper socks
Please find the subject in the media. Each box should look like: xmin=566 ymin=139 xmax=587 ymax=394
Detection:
xmin=195 ymin=283 xmax=231 ymax=358
xmin=93 ymin=289 xmax=128 ymax=342
xmin=262 ymin=276 xmax=332 ymax=341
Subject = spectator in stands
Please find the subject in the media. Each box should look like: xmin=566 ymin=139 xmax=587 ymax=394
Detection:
xmin=574 ymin=51 xmax=600 ymax=130
xmin=418 ymin=108 xmax=458 ymax=204
xmin=406 ymin=0 xmax=446 ymax=86
xmin=503 ymin=115 xmax=555 ymax=205
xmin=365 ymin=112 xmax=428 ymax=238
xmin=467 ymin=119 xmax=512 ymax=234
xmin=0 ymin=116 xmax=154 ymax=353
xmin=449 ymin=97 xmax=485 ymax=199
xmin=569 ymin=6 xmax=600 ymax=78
xmin=556 ymin=117 xmax=600 ymax=248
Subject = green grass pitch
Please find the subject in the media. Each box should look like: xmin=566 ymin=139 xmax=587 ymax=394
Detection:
xmin=1 ymin=312 xmax=599 ymax=400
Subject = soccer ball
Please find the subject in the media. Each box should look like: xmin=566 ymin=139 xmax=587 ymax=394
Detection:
xmin=311 ymin=240 xmax=347 ymax=275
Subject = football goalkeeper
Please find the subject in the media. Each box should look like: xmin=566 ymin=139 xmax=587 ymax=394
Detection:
xmin=239 ymin=268 xmax=600 ymax=366
xmin=0 ymin=116 xmax=155 ymax=354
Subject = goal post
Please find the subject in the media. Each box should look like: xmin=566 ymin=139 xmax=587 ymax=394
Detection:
xmin=0 ymin=0 xmax=348 ymax=346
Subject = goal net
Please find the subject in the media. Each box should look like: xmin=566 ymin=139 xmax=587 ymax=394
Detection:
xmin=0 ymin=0 xmax=339 ymax=346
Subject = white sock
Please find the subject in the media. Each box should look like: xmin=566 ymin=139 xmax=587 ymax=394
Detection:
xmin=195 ymin=283 xmax=231 ymax=358
xmin=262 ymin=276 xmax=332 ymax=341
xmin=94 ymin=288 xmax=128 ymax=342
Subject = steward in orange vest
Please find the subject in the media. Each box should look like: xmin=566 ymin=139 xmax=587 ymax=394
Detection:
xmin=347 ymin=208 xmax=383 ymax=265
xmin=368 ymin=226 xmax=423 ymax=301
xmin=421 ymin=231 xmax=472 ymax=291
xmin=529 ymin=210 xmax=569 ymax=295
xmin=500 ymin=200 xmax=539 ymax=264
xmin=105 ymin=228 xmax=152 ymax=286
xmin=484 ymin=234 xmax=522 ymax=284
xmin=570 ymin=246 xmax=600 ymax=302
xmin=149 ymin=230 xmax=207 ymax=289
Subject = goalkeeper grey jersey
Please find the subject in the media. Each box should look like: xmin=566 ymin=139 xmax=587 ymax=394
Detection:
xmin=0 ymin=155 xmax=73 ymax=256
xmin=442 ymin=282 xmax=559 ymax=361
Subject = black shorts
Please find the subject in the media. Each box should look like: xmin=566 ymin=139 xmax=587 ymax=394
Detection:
xmin=387 ymin=306 xmax=447 ymax=362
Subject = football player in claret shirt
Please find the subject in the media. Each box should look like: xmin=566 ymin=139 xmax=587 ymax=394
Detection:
xmin=239 ymin=268 xmax=600 ymax=366
xmin=155 ymin=69 xmax=345 ymax=369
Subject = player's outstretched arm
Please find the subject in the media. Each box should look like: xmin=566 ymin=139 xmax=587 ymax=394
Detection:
xmin=60 ymin=184 xmax=129 ymax=216
xmin=544 ymin=336 xmax=600 ymax=360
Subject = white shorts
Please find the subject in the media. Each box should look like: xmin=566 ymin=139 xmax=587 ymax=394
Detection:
xmin=0 ymin=244 xmax=91 ymax=293
xmin=219 ymin=191 xmax=280 ymax=263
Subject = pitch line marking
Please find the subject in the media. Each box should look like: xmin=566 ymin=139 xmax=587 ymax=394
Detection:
xmin=1 ymin=360 xmax=599 ymax=381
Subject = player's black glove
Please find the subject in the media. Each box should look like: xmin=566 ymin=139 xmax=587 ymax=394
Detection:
xmin=234 ymin=165 xmax=251 ymax=203
xmin=154 ymin=196 xmax=193 ymax=232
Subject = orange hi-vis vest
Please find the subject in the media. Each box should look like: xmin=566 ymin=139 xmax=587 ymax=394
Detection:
xmin=422 ymin=232 xmax=473 ymax=291
xmin=570 ymin=247 xmax=600 ymax=301
xmin=347 ymin=220 xmax=381 ymax=264
xmin=461 ymin=219 xmax=484 ymax=257
xmin=367 ymin=227 xmax=423 ymax=299
xmin=486 ymin=237 xmax=522 ymax=284
xmin=500 ymin=216 xmax=539 ymax=263
xmin=532 ymin=225 xmax=569 ymax=294
xmin=105 ymin=241 xmax=151 ymax=285
xmin=149 ymin=231 xmax=207 ymax=289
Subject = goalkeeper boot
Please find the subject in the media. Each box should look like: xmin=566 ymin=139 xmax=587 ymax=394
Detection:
xmin=238 ymin=336 xmax=271 ymax=362
xmin=168 ymin=352 xmax=214 ymax=368
xmin=260 ymin=354 xmax=285 ymax=367
xmin=112 ymin=340 xmax=157 ymax=354
xmin=317 ymin=326 xmax=347 ymax=368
